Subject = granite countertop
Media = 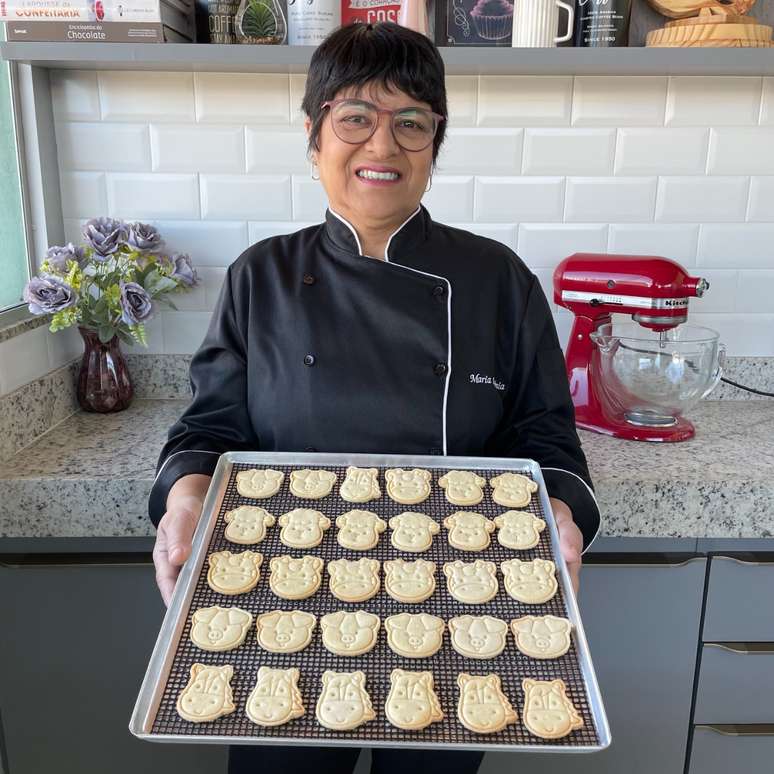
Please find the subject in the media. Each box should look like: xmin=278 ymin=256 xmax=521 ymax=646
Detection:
xmin=1 ymin=399 xmax=773 ymax=539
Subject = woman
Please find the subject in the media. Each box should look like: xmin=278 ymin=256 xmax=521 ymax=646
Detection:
xmin=149 ymin=21 xmax=600 ymax=774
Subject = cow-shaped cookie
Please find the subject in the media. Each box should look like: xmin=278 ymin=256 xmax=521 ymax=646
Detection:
xmin=245 ymin=667 xmax=305 ymax=727
xmin=438 ymin=470 xmax=486 ymax=506
xmin=255 ymin=609 xmax=317 ymax=653
xmin=223 ymin=505 xmax=275 ymax=545
xmin=494 ymin=510 xmax=546 ymax=550
xmin=278 ymin=508 xmax=331 ymax=549
xmin=522 ymin=678 xmax=583 ymax=739
xmin=236 ymin=468 xmax=284 ymax=499
xmin=336 ymin=509 xmax=387 ymax=551
xmin=207 ymin=550 xmax=263 ymax=595
xmin=385 ymin=669 xmax=444 ymax=731
xmin=448 ymin=615 xmax=509 ymax=659
xmin=384 ymin=558 xmax=436 ymax=603
xmin=511 ymin=615 xmax=573 ymax=659
xmin=389 ymin=511 xmax=440 ymax=552
xmin=289 ymin=468 xmax=337 ymax=499
xmin=385 ymin=613 xmax=445 ymax=658
xmin=190 ymin=605 xmax=253 ymax=652
xmin=327 ymin=557 xmax=381 ymax=602
xmin=443 ymin=559 xmax=498 ymax=604
xmin=339 ymin=467 xmax=381 ymax=503
xmin=269 ymin=554 xmax=324 ymax=600
xmin=315 ymin=670 xmax=376 ymax=730
xmin=457 ymin=673 xmax=518 ymax=734
xmin=443 ymin=511 xmax=495 ymax=552
xmin=320 ymin=610 xmax=380 ymax=656
xmin=501 ymin=558 xmax=558 ymax=604
xmin=384 ymin=468 xmax=432 ymax=505
xmin=176 ymin=663 xmax=236 ymax=723
xmin=489 ymin=473 xmax=538 ymax=508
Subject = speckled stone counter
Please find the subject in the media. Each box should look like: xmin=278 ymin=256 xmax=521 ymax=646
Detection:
xmin=0 ymin=399 xmax=772 ymax=539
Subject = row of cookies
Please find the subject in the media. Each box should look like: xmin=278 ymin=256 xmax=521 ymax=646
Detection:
xmin=224 ymin=505 xmax=546 ymax=553
xmin=236 ymin=466 xmax=539 ymax=509
xmin=177 ymin=664 xmax=583 ymax=739
xmin=208 ymin=550 xmax=560 ymax=605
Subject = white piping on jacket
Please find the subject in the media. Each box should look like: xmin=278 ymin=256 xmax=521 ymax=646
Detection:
xmin=152 ymin=449 xmax=221 ymax=487
xmin=543 ymin=466 xmax=602 ymax=555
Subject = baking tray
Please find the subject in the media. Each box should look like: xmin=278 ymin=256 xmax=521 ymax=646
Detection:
xmin=130 ymin=452 xmax=611 ymax=752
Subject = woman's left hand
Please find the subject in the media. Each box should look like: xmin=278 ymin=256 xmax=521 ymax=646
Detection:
xmin=550 ymin=497 xmax=583 ymax=597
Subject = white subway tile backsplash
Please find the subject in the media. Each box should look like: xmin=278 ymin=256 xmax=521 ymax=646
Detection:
xmin=707 ymin=128 xmax=774 ymax=176
xmin=478 ymin=76 xmax=572 ymax=127
xmin=248 ymin=221 xmax=317 ymax=245
xmin=57 ymin=122 xmax=151 ymax=171
xmin=737 ymin=270 xmax=774 ymax=314
xmin=689 ymin=270 xmax=738 ymax=314
xmin=615 ymin=128 xmax=709 ymax=176
xmin=200 ymin=266 xmax=228 ymax=307
xmin=162 ymin=311 xmax=211 ymax=354
xmin=698 ymin=223 xmax=774 ymax=269
xmin=608 ymin=224 xmax=699 ymax=267
xmin=655 ymin=177 xmax=749 ymax=223
xmin=59 ymin=172 xmax=107 ymax=220
xmin=151 ymin=125 xmax=244 ymax=173
xmin=666 ymin=77 xmax=762 ymax=126
xmin=289 ymin=74 xmax=307 ymax=126
xmin=690 ymin=314 xmax=774 ymax=357
xmin=446 ymin=76 xmax=478 ymax=127
xmin=122 ymin=315 xmax=165 ymax=355
xmin=50 ymin=70 xmax=100 ymax=122
xmin=292 ymin=177 xmax=329 ymax=221
xmin=0 ymin=326 xmax=51 ymax=396
xmin=169 ymin=277 xmax=208 ymax=311
xmin=107 ymin=173 xmax=200 ymax=220
xmin=201 ymin=175 xmax=292 ymax=220
xmin=474 ymin=177 xmax=564 ymax=223
xmin=761 ymin=78 xmax=774 ymax=125
xmin=523 ymin=129 xmax=615 ymax=175
xmin=99 ymin=72 xmax=195 ymax=122
xmin=517 ymin=224 xmax=609 ymax=269
xmin=421 ymin=176 xmax=474 ymax=222
xmin=448 ymin=223 xmax=519 ymax=252
xmin=572 ymin=77 xmax=667 ymax=127
xmin=46 ymin=326 xmax=82 ymax=371
xmin=532 ymin=268 xmax=557 ymax=310
xmin=246 ymin=128 xmax=309 ymax=174
xmin=564 ymin=177 xmax=657 ymax=223
xmin=748 ymin=177 xmax=774 ymax=222
xmin=436 ymin=129 xmax=523 ymax=175
xmin=153 ymin=220 xmax=249 ymax=267
xmin=195 ymin=73 xmax=289 ymax=124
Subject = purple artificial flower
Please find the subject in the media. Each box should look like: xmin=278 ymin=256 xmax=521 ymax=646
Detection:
xmin=45 ymin=243 xmax=86 ymax=273
xmin=170 ymin=253 xmax=199 ymax=287
xmin=126 ymin=222 xmax=164 ymax=252
xmin=23 ymin=275 xmax=78 ymax=315
xmin=119 ymin=281 xmax=155 ymax=325
xmin=82 ymin=217 xmax=128 ymax=259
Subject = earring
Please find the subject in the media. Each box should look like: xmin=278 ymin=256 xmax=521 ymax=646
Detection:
xmin=424 ymin=175 xmax=433 ymax=193
xmin=310 ymin=161 xmax=320 ymax=181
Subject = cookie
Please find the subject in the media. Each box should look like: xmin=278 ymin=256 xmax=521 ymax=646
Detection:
xmin=339 ymin=466 xmax=381 ymax=503
xmin=511 ymin=615 xmax=573 ymax=659
xmin=384 ymin=468 xmax=431 ymax=505
xmin=438 ymin=470 xmax=486 ymax=506
xmin=457 ymin=673 xmax=518 ymax=734
xmin=448 ymin=615 xmax=508 ymax=659
xmin=336 ymin=509 xmax=387 ymax=551
xmin=190 ymin=605 xmax=253 ymax=652
xmin=443 ymin=559 xmax=498 ymax=604
xmin=385 ymin=669 xmax=444 ymax=731
xmin=494 ymin=510 xmax=546 ymax=550
xmin=443 ymin=511 xmax=495 ymax=552
xmin=327 ymin=557 xmax=381 ymax=602
xmin=384 ymin=558 xmax=436 ymax=604
xmin=501 ymin=558 xmax=558 ymax=604
xmin=235 ymin=468 xmax=284 ymax=499
xmin=269 ymin=554 xmax=323 ymax=600
xmin=522 ymin=678 xmax=583 ymax=739
xmin=278 ymin=508 xmax=331 ymax=549
xmin=315 ymin=670 xmax=376 ymax=731
xmin=245 ymin=666 xmax=305 ymax=727
xmin=320 ymin=610 xmax=380 ymax=656
xmin=207 ymin=550 xmax=262 ymax=595
xmin=176 ymin=663 xmax=236 ymax=723
xmin=384 ymin=612 xmax=444 ymax=658
xmin=255 ymin=609 xmax=317 ymax=653
xmin=289 ymin=468 xmax=337 ymax=499
xmin=223 ymin=505 xmax=275 ymax=545
xmin=489 ymin=473 xmax=538 ymax=508
xmin=389 ymin=511 xmax=440 ymax=552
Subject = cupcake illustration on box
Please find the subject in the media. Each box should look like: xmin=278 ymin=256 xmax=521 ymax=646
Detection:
xmin=469 ymin=0 xmax=514 ymax=40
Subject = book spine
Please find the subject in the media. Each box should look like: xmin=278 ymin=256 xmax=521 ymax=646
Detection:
xmin=4 ymin=19 xmax=166 ymax=41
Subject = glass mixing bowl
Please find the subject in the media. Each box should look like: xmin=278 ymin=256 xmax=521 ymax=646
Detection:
xmin=589 ymin=322 xmax=725 ymax=427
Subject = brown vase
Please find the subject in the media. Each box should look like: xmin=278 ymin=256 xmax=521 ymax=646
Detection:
xmin=77 ymin=326 xmax=133 ymax=413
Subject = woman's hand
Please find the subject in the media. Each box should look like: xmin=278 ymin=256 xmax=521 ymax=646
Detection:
xmin=549 ymin=497 xmax=583 ymax=597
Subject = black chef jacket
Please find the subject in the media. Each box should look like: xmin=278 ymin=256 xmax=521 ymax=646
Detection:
xmin=148 ymin=204 xmax=601 ymax=551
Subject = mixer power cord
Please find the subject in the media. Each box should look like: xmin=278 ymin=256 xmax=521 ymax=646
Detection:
xmin=720 ymin=377 xmax=774 ymax=398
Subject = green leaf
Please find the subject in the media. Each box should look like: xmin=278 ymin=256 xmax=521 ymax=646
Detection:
xmin=144 ymin=269 xmax=178 ymax=296
xmin=117 ymin=329 xmax=135 ymax=346
xmin=241 ymin=0 xmax=278 ymax=38
xmin=97 ymin=325 xmax=115 ymax=344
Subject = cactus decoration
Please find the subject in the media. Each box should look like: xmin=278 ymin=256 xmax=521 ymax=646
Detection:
xmin=235 ymin=0 xmax=287 ymax=43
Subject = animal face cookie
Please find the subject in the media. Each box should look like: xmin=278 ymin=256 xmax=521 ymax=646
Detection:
xmin=289 ymin=468 xmax=337 ymax=499
xmin=443 ymin=511 xmax=495 ymax=552
xmin=269 ymin=554 xmax=323 ymax=600
xmin=501 ymin=558 xmax=558 ymax=604
xmin=511 ymin=615 xmax=573 ymax=659
xmin=384 ymin=468 xmax=432 ymax=505
xmin=494 ymin=510 xmax=546 ymax=550
xmin=389 ymin=511 xmax=440 ymax=552
xmin=255 ymin=609 xmax=317 ymax=653
xmin=489 ymin=473 xmax=538 ymax=508
xmin=278 ymin=508 xmax=331 ymax=549
xmin=385 ymin=669 xmax=444 ymax=731
xmin=438 ymin=470 xmax=486 ymax=506
xmin=320 ymin=610 xmax=380 ymax=656
xmin=385 ymin=613 xmax=445 ymax=658
xmin=246 ymin=667 xmax=304 ymax=727
xmin=384 ymin=558 xmax=436 ymax=603
xmin=190 ymin=605 xmax=253 ymax=652
xmin=336 ymin=510 xmax=387 ymax=551
xmin=176 ymin=663 xmax=235 ymax=723
xmin=339 ymin=467 xmax=381 ymax=503
xmin=457 ymin=673 xmax=518 ymax=734
xmin=207 ymin=550 xmax=262 ymax=595
xmin=522 ymin=678 xmax=583 ymax=739
xmin=223 ymin=505 xmax=275 ymax=545
xmin=236 ymin=468 xmax=284 ymax=499
xmin=327 ymin=558 xmax=381 ymax=602
xmin=448 ymin=615 xmax=508 ymax=659
xmin=315 ymin=670 xmax=375 ymax=731
xmin=443 ymin=560 xmax=498 ymax=604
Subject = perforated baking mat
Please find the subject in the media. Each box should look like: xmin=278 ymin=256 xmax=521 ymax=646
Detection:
xmin=131 ymin=452 xmax=610 ymax=752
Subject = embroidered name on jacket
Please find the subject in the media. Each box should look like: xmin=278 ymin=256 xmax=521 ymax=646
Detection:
xmin=469 ymin=373 xmax=505 ymax=391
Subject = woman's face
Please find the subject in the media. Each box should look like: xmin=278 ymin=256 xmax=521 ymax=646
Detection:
xmin=305 ymin=81 xmax=435 ymax=229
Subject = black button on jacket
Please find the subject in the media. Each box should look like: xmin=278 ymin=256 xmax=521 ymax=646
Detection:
xmin=148 ymin=205 xmax=601 ymax=549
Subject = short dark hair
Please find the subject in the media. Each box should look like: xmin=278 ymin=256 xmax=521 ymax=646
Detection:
xmin=302 ymin=22 xmax=447 ymax=165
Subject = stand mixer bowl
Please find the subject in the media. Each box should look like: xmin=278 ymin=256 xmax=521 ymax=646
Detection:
xmin=589 ymin=323 xmax=725 ymax=428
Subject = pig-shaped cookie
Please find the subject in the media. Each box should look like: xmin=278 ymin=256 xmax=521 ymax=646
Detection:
xmin=522 ymin=678 xmax=583 ymax=739
xmin=289 ymin=468 xmax=337 ymax=499
xmin=269 ymin=554 xmax=324 ymax=600
xmin=255 ymin=609 xmax=317 ymax=653
xmin=384 ymin=558 xmax=436 ymax=603
xmin=176 ymin=663 xmax=236 ymax=723
xmin=443 ymin=511 xmax=495 ymax=552
xmin=494 ymin=510 xmax=546 ymax=550
xmin=339 ymin=467 xmax=381 ymax=503
xmin=315 ymin=670 xmax=376 ymax=730
xmin=245 ymin=667 xmax=305 ymax=727
xmin=443 ymin=559 xmax=498 ymax=604
xmin=489 ymin=473 xmax=538 ymax=508
xmin=223 ymin=505 xmax=275 ymax=545
xmin=511 ymin=615 xmax=573 ymax=659
xmin=207 ymin=550 xmax=263 ymax=595
xmin=190 ymin=605 xmax=253 ymax=652
xmin=236 ymin=467 xmax=284 ymax=499
xmin=336 ymin=509 xmax=387 ymax=551
xmin=385 ymin=669 xmax=444 ymax=731
xmin=501 ymin=558 xmax=558 ymax=604
xmin=320 ymin=610 xmax=380 ymax=656
xmin=384 ymin=468 xmax=432 ymax=505
xmin=389 ymin=511 xmax=440 ymax=552
xmin=448 ymin=615 xmax=509 ymax=659
xmin=327 ymin=557 xmax=381 ymax=602
xmin=278 ymin=508 xmax=331 ymax=549
xmin=456 ymin=673 xmax=517 ymax=734
xmin=438 ymin=470 xmax=486 ymax=506
xmin=385 ymin=612 xmax=445 ymax=658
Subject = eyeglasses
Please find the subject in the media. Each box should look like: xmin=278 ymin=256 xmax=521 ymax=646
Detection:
xmin=320 ymin=98 xmax=445 ymax=153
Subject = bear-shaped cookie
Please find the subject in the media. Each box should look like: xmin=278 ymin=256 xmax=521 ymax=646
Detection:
xmin=443 ymin=559 xmax=498 ymax=604
xmin=384 ymin=558 xmax=436 ymax=603
xmin=489 ymin=473 xmax=538 ymax=508
xmin=339 ymin=467 xmax=381 ymax=503
xmin=236 ymin=468 xmax=284 ymax=499
xmin=501 ymin=558 xmax=558 ymax=604
xmin=384 ymin=468 xmax=432 ymax=505
xmin=511 ymin=615 xmax=573 ymax=659
xmin=207 ymin=550 xmax=263 ymax=595
xmin=289 ymin=468 xmax=337 ymax=499
xmin=223 ymin=505 xmax=275 ymax=545
xmin=384 ymin=612 xmax=445 ymax=658
xmin=327 ymin=557 xmax=381 ymax=602
xmin=336 ymin=510 xmax=387 ymax=551
xmin=176 ymin=663 xmax=236 ymax=723
xmin=448 ymin=615 xmax=509 ymax=659
xmin=443 ymin=511 xmax=495 ymax=552
xmin=438 ymin=470 xmax=486 ymax=506
xmin=269 ymin=554 xmax=324 ymax=600
xmin=493 ymin=510 xmax=546 ymax=550
xmin=389 ymin=511 xmax=440 ymax=552
xmin=320 ymin=610 xmax=380 ymax=656
xmin=457 ymin=673 xmax=518 ymax=734
xmin=190 ymin=605 xmax=253 ymax=652
xmin=255 ymin=609 xmax=317 ymax=653
xmin=278 ymin=508 xmax=331 ymax=549
xmin=315 ymin=670 xmax=376 ymax=730
xmin=245 ymin=666 xmax=305 ymax=727
xmin=385 ymin=669 xmax=444 ymax=731
xmin=522 ymin=678 xmax=583 ymax=739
